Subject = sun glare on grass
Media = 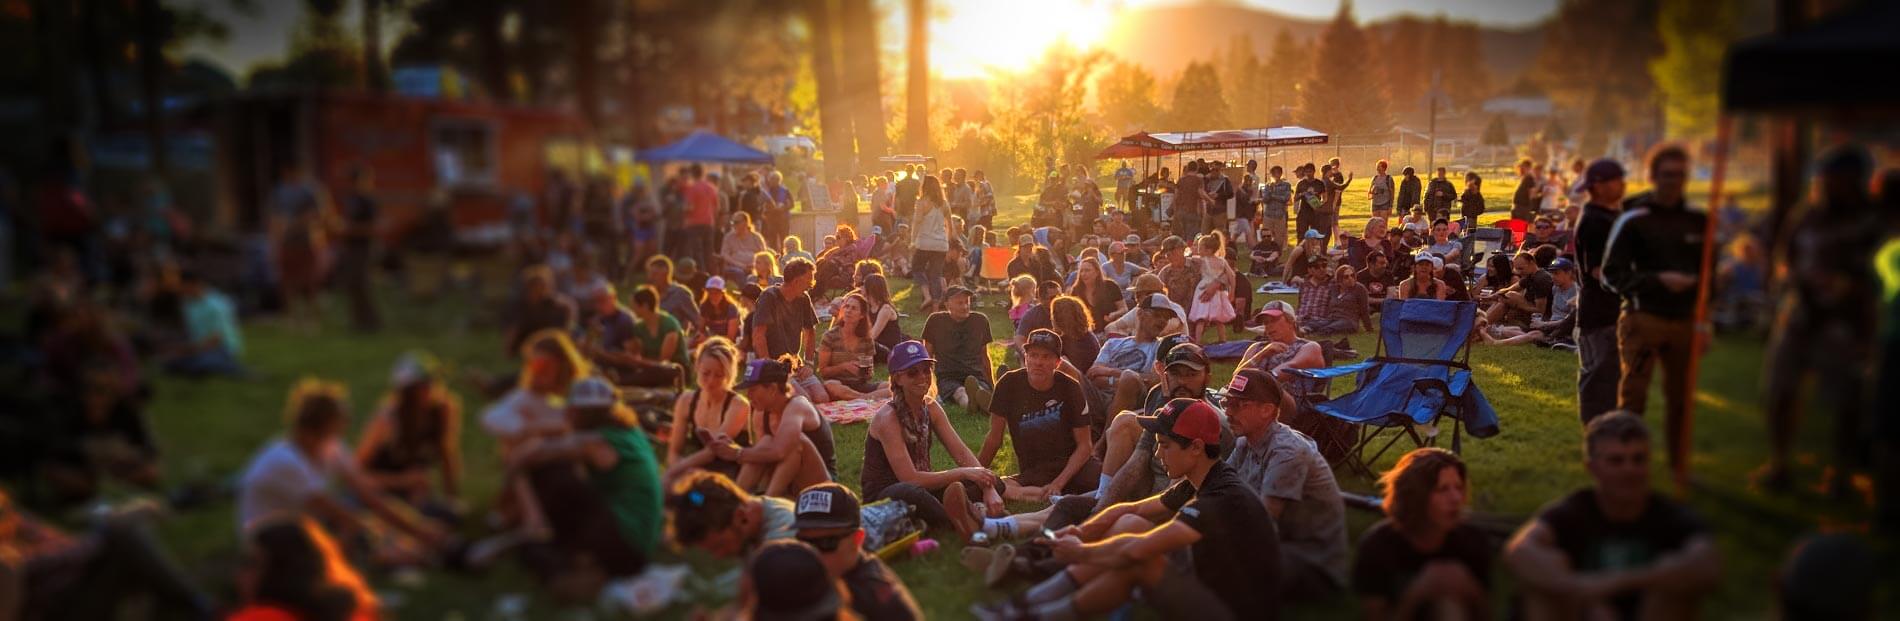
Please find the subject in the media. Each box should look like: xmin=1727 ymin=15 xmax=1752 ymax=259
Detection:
xmin=931 ymin=0 xmax=1117 ymax=78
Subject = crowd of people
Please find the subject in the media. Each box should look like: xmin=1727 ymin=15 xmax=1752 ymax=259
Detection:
xmin=1 ymin=138 xmax=1896 ymax=621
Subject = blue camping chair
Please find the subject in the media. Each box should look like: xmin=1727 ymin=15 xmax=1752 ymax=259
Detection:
xmin=1288 ymin=299 xmax=1502 ymax=477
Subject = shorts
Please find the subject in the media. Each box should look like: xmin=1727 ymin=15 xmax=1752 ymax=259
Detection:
xmin=1138 ymin=549 xmax=1235 ymax=621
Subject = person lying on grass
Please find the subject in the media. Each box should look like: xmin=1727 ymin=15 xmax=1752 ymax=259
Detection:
xmin=708 ymin=357 xmax=836 ymax=498
xmin=861 ymin=340 xmax=1007 ymax=538
xmin=971 ymin=399 xmax=1281 ymax=621
xmin=664 ymin=470 xmax=796 ymax=559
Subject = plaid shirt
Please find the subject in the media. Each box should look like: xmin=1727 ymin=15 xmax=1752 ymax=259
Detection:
xmin=1297 ymin=279 xmax=1337 ymax=324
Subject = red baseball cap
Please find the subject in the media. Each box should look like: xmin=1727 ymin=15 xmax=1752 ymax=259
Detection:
xmin=1137 ymin=398 xmax=1223 ymax=447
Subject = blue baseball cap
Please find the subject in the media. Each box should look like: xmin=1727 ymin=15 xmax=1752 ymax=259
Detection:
xmin=889 ymin=340 xmax=935 ymax=373
xmin=1550 ymin=257 xmax=1576 ymax=272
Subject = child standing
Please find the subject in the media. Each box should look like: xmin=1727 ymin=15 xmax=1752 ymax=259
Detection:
xmin=1188 ymin=231 xmax=1238 ymax=343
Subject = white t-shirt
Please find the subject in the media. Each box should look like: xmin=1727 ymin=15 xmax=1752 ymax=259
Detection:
xmin=480 ymin=388 xmax=569 ymax=441
xmin=237 ymin=438 xmax=350 ymax=535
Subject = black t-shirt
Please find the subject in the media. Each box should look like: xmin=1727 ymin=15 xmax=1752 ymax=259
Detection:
xmin=1159 ymin=461 xmax=1281 ymax=617
xmin=1015 ymin=303 xmax=1052 ymax=336
xmin=1358 ymin=268 xmax=1394 ymax=299
xmin=753 ymin=286 xmax=818 ymax=360
xmin=921 ymin=312 xmax=994 ymax=383
xmin=843 ymin=554 xmax=922 ymax=621
xmin=1519 ymin=269 xmax=1555 ymax=315
xmin=1513 ymin=174 xmax=1539 ymax=221
xmin=509 ymin=294 xmax=576 ymax=355
xmin=1063 ymin=331 xmax=1100 ymax=376
xmin=894 ymin=178 xmax=920 ymax=217
xmin=1350 ymin=519 xmax=1493 ymax=615
xmin=989 ymin=370 xmax=1089 ymax=479
xmin=1534 ymin=489 xmax=1708 ymax=619
xmin=1573 ymin=203 xmax=1623 ymax=330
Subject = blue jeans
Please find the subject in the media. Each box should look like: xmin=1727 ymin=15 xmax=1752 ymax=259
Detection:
xmin=912 ymin=249 xmax=946 ymax=302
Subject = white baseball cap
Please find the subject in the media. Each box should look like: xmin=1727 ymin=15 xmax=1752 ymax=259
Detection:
xmin=704 ymin=275 xmax=727 ymax=290
xmin=569 ymin=377 xmax=619 ymax=408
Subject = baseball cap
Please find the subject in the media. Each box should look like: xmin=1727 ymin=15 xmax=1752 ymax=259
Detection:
xmin=1024 ymin=328 xmax=1064 ymax=355
xmin=1550 ymin=257 xmax=1576 ymax=272
xmin=1125 ymin=234 xmax=1142 ymax=245
xmin=1128 ymin=273 xmax=1164 ymax=296
xmin=792 ymin=483 xmax=861 ymax=530
xmin=1224 ymin=368 xmax=1285 ymax=404
xmin=568 ymin=376 xmax=619 ymax=408
xmin=871 ymin=225 xmax=884 ymax=236
xmin=945 ymin=285 xmax=975 ymax=300
xmin=1163 ymin=342 xmax=1209 ymax=371
xmin=389 ymin=351 xmax=439 ymax=387
xmin=1137 ymin=398 xmax=1224 ymax=447
xmin=888 ymin=340 xmax=935 ymax=373
xmin=749 ymin=540 xmax=844 ymax=621
xmin=704 ymin=275 xmax=727 ymax=290
xmin=1138 ymin=293 xmax=1180 ymax=317
xmin=1303 ymin=228 xmax=1325 ymax=240
xmin=1161 ymin=236 xmax=1187 ymax=251
xmin=1156 ymin=332 xmax=1194 ymax=363
xmin=1254 ymin=299 xmax=1299 ymax=326
xmin=1018 ymin=234 xmax=1035 ymax=246
xmin=1571 ymin=158 xmax=1626 ymax=195
xmin=735 ymin=358 xmax=791 ymax=389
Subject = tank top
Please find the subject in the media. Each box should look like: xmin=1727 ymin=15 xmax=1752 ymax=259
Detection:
xmin=765 ymin=397 xmax=839 ymax=479
xmin=914 ymin=201 xmax=950 ymax=252
xmin=363 ymin=401 xmax=447 ymax=473
xmin=874 ymin=303 xmax=905 ymax=351
xmin=678 ymin=389 xmax=749 ymax=456
xmin=1254 ymin=337 xmax=1325 ymax=397
xmin=594 ymin=427 xmax=664 ymax=554
xmin=860 ymin=400 xmax=932 ymax=500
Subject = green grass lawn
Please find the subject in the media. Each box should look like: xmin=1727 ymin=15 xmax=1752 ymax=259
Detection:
xmin=134 ymin=243 xmax=1887 ymax=620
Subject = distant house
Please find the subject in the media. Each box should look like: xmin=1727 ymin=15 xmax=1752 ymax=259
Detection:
xmin=1481 ymin=96 xmax=1555 ymax=119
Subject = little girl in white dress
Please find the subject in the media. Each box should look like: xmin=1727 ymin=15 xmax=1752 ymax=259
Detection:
xmin=1188 ymin=232 xmax=1238 ymax=342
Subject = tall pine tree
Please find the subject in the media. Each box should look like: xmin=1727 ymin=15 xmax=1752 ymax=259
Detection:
xmin=1382 ymin=16 xmax=1429 ymax=124
xmin=1299 ymin=1 xmax=1388 ymax=136
xmin=1097 ymin=60 xmax=1162 ymax=133
xmin=1264 ymin=28 xmax=1305 ymax=126
xmin=1165 ymin=61 xmax=1229 ymax=130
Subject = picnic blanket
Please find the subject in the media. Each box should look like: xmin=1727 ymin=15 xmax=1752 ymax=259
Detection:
xmin=1257 ymin=282 xmax=1300 ymax=295
xmin=815 ymin=398 xmax=882 ymax=425
xmin=1202 ymin=340 xmax=1258 ymax=360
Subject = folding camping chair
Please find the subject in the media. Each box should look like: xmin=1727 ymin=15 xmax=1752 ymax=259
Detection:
xmin=1287 ymin=299 xmax=1502 ymax=477
xmin=979 ymin=246 xmax=1013 ymax=294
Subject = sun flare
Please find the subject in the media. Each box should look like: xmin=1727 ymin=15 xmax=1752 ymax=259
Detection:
xmin=930 ymin=0 xmax=1118 ymax=78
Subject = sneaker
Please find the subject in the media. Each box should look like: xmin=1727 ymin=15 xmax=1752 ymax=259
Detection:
xmin=1550 ymin=342 xmax=1578 ymax=352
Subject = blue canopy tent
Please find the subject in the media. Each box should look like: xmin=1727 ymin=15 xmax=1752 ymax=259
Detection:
xmin=636 ymin=130 xmax=773 ymax=164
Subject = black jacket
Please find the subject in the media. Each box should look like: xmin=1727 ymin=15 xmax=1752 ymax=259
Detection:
xmin=1573 ymin=202 xmax=1624 ymax=331
xmin=1398 ymin=175 xmax=1422 ymax=211
xmin=1600 ymin=191 xmax=1707 ymax=321
xmin=1424 ymin=178 xmax=1457 ymax=215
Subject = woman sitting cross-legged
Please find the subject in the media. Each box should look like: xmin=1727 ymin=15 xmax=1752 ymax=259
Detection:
xmin=860 ymin=340 xmax=1009 ymax=538
xmin=704 ymin=356 xmax=837 ymax=498
xmin=664 ymin=337 xmax=753 ymax=483
xmin=816 ymin=292 xmax=893 ymax=401
xmin=354 ymin=352 xmax=463 ymax=524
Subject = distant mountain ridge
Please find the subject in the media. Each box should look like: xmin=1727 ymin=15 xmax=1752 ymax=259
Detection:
xmin=1100 ymin=3 xmax=1544 ymax=86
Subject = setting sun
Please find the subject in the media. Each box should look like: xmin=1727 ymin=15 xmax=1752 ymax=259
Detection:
xmin=930 ymin=0 xmax=1118 ymax=77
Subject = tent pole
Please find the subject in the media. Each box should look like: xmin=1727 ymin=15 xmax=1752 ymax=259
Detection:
xmin=1678 ymin=114 xmax=1732 ymax=496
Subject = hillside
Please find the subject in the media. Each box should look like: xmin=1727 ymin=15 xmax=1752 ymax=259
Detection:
xmin=1099 ymin=3 xmax=1543 ymax=86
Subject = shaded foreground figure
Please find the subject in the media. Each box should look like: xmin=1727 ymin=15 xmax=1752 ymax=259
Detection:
xmin=793 ymin=483 xmax=925 ymax=621
xmin=230 ymin=518 xmax=377 ymax=621
xmin=973 ymin=399 xmax=1280 ymax=621
xmin=0 ymin=488 xmax=216 ymax=621
xmin=1350 ymin=448 xmax=1491 ymax=620
xmin=1506 ymin=411 xmax=1720 ymax=620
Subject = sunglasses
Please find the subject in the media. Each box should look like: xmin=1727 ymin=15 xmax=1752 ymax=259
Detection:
xmin=896 ymin=365 xmax=933 ymax=380
xmin=798 ymin=532 xmax=852 ymax=553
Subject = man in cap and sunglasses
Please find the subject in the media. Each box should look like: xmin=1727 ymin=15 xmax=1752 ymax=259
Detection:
xmin=793 ymin=483 xmax=923 ymax=621
xmin=1240 ymin=301 xmax=1327 ymax=398
xmin=972 ymin=399 xmax=1281 ymax=621
xmin=1097 ymin=336 xmax=1236 ymax=509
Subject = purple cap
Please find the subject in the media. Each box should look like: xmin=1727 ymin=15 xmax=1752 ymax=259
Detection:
xmin=889 ymin=340 xmax=935 ymax=373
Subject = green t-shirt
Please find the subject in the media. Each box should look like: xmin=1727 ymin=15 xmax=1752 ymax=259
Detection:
xmin=635 ymin=311 xmax=689 ymax=367
xmin=595 ymin=427 xmax=665 ymax=554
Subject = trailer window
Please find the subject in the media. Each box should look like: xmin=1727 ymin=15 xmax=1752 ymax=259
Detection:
xmin=432 ymin=119 xmax=496 ymax=188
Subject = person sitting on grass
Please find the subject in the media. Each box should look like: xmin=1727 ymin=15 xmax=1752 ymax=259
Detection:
xmin=354 ymin=352 xmax=463 ymax=522
xmin=503 ymin=265 xmax=576 ymax=360
xmin=1096 ymin=337 xmax=1235 ymax=509
xmin=710 ymin=357 xmax=835 ymax=497
xmin=582 ymin=284 xmax=681 ymax=388
xmin=237 ymin=379 xmax=449 ymax=566
xmin=861 ymin=340 xmax=1007 ymax=538
xmin=1350 ymin=448 xmax=1492 ymax=620
xmin=1085 ymin=294 xmax=1184 ymax=430
xmin=481 ymin=330 xmax=584 ymax=528
xmin=720 ymin=212 xmax=769 ymax=280
xmin=665 ymin=337 xmax=753 ymax=482
xmin=161 ymin=267 xmax=246 ymax=377
xmin=1011 ymin=280 xmax=1063 ymax=362
xmin=1304 ymin=263 xmax=1373 ymax=337
xmin=1221 ymin=368 xmax=1351 ymax=604
xmin=698 ymin=276 xmax=743 ymax=343
xmin=746 ymin=540 xmax=860 ymax=621
xmin=817 ymin=293 xmax=893 ymax=401
xmin=1482 ymin=257 xmax=1581 ymax=348
xmin=972 ymin=399 xmax=1281 ymax=621
xmin=0 ymin=488 xmax=216 ymax=621
xmin=1101 ymin=274 xmax=1184 ymax=337
xmin=981 ymin=329 xmax=1103 ymax=503
xmin=646 ymin=255 xmax=701 ymax=336
xmin=664 ymin=470 xmax=796 ymax=559
xmin=1505 ymin=411 xmax=1721 ymax=620
xmin=1478 ymin=251 xmax=1553 ymax=336
xmin=1395 ymin=254 xmax=1450 ymax=301
xmin=229 ymin=517 xmax=376 ymax=621
xmin=502 ymin=377 xmax=662 ymax=601
xmin=1239 ymin=301 xmax=1328 ymax=398
xmin=1007 ymin=275 xmax=1037 ymax=326
xmin=793 ymin=483 xmax=926 ymax=621
xmin=750 ymin=250 xmax=783 ymax=288
xmin=921 ymin=286 xmax=997 ymax=413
